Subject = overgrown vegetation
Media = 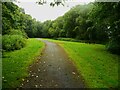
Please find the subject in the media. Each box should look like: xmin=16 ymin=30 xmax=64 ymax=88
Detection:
xmin=47 ymin=39 xmax=119 ymax=88
xmin=2 ymin=39 xmax=44 ymax=88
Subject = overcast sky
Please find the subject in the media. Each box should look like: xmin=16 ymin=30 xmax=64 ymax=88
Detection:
xmin=15 ymin=0 xmax=95 ymax=22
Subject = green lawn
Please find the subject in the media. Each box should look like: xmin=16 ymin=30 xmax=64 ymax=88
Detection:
xmin=46 ymin=39 xmax=119 ymax=88
xmin=2 ymin=38 xmax=45 ymax=88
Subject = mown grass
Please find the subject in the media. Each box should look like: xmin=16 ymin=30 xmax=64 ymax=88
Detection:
xmin=46 ymin=39 xmax=119 ymax=88
xmin=2 ymin=38 xmax=45 ymax=88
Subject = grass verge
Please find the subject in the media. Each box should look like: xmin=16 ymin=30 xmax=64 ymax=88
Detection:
xmin=46 ymin=39 xmax=119 ymax=88
xmin=2 ymin=38 xmax=45 ymax=88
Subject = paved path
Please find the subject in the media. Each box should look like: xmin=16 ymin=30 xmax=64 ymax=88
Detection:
xmin=21 ymin=39 xmax=85 ymax=88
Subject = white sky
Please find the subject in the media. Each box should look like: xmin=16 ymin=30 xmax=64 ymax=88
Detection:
xmin=14 ymin=0 xmax=95 ymax=22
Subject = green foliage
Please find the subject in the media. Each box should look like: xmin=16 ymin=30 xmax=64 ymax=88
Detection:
xmin=40 ymin=2 xmax=120 ymax=54
xmin=2 ymin=35 xmax=26 ymax=51
xmin=2 ymin=2 xmax=28 ymax=51
xmin=2 ymin=2 xmax=42 ymax=38
xmin=2 ymin=39 xmax=45 ymax=88
xmin=3 ymin=2 xmax=120 ymax=54
xmin=89 ymin=2 xmax=120 ymax=54
xmin=106 ymin=38 xmax=120 ymax=55
xmin=46 ymin=2 xmax=117 ymax=54
xmin=7 ymin=29 xmax=28 ymax=38
xmin=41 ymin=20 xmax=52 ymax=38
xmin=2 ymin=2 xmax=22 ymax=34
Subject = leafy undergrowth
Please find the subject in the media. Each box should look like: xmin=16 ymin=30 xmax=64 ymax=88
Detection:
xmin=2 ymin=38 xmax=45 ymax=88
xmin=46 ymin=39 xmax=119 ymax=88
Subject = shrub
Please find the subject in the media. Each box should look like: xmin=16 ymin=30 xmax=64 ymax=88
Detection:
xmin=2 ymin=35 xmax=26 ymax=51
xmin=106 ymin=38 xmax=120 ymax=55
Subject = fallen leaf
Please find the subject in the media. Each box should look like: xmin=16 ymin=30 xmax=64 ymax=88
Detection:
xmin=40 ymin=84 xmax=42 ymax=87
xmin=27 ymin=80 xmax=29 ymax=82
xmin=22 ymin=79 xmax=24 ymax=81
xmin=36 ymin=76 xmax=38 ymax=78
xmin=38 ymin=69 xmax=40 ymax=71
xmin=72 ymin=72 xmax=76 ymax=75
xmin=35 ymin=85 xmax=38 ymax=88
xmin=31 ymin=75 xmax=34 ymax=77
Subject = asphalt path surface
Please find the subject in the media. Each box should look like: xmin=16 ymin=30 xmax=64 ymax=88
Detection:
xmin=21 ymin=39 xmax=85 ymax=88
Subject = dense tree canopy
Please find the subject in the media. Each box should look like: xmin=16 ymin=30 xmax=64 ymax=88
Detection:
xmin=2 ymin=2 xmax=120 ymax=54
xmin=90 ymin=2 xmax=120 ymax=54
xmin=2 ymin=2 xmax=43 ymax=37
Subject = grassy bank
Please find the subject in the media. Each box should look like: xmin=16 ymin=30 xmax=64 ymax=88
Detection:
xmin=2 ymin=38 xmax=45 ymax=88
xmin=46 ymin=39 xmax=119 ymax=88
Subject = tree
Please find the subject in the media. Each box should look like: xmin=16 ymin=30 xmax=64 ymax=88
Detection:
xmin=63 ymin=8 xmax=78 ymax=38
xmin=2 ymin=2 xmax=21 ymax=34
xmin=41 ymin=20 xmax=52 ymax=38
xmin=89 ymin=2 xmax=120 ymax=54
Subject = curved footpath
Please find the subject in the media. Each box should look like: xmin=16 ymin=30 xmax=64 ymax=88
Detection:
xmin=21 ymin=38 xmax=85 ymax=88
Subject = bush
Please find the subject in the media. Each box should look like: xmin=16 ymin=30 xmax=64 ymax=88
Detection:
xmin=106 ymin=39 xmax=120 ymax=55
xmin=2 ymin=35 xmax=26 ymax=51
